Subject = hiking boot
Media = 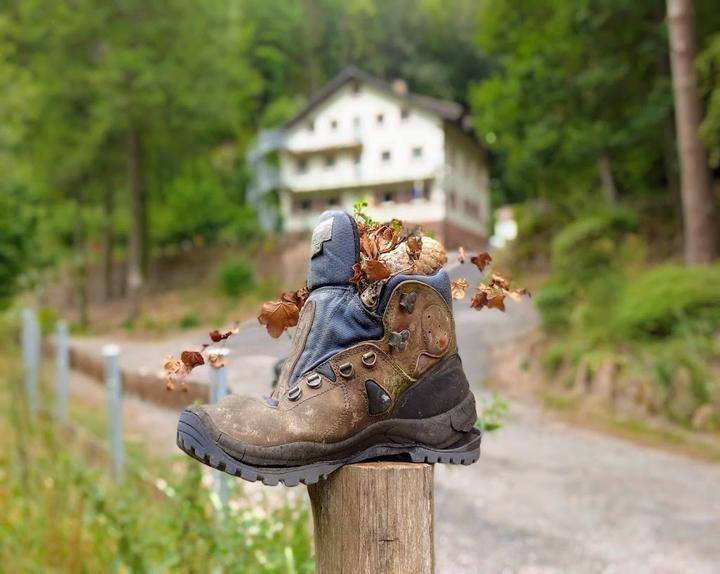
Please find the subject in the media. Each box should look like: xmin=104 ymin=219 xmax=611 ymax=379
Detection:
xmin=177 ymin=211 xmax=480 ymax=486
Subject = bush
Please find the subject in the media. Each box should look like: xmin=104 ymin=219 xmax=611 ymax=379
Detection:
xmin=537 ymin=209 xmax=641 ymax=335
xmin=615 ymin=264 xmax=720 ymax=338
xmin=535 ymin=281 xmax=574 ymax=332
xmin=217 ymin=258 xmax=255 ymax=298
xmin=178 ymin=312 xmax=200 ymax=329
xmin=550 ymin=209 xmax=638 ymax=283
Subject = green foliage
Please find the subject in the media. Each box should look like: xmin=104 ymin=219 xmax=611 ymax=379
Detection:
xmin=535 ymin=281 xmax=575 ymax=332
xmin=178 ymin=312 xmax=200 ymax=330
xmin=471 ymin=0 xmax=673 ymax=204
xmin=475 ymin=393 xmax=509 ymax=433
xmin=615 ymin=265 xmax=720 ymax=338
xmin=0 ymin=186 xmax=34 ymax=309
xmin=698 ymin=31 xmax=720 ymax=167
xmin=537 ymin=210 xmax=642 ymax=335
xmin=152 ymin=164 xmax=260 ymax=247
xmin=218 ymin=258 xmax=255 ymax=298
xmin=550 ymin=210 xmax=639 ymax=282
xmin=0 ymin=380 xmax=314 ymax=573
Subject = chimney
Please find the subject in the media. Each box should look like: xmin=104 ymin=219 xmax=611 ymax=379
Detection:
xmin=391 ymin=79 xmax=408 ymax=96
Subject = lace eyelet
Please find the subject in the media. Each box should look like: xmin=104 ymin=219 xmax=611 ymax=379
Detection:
xmin=307 ymin=373 xmax=322 ymax=389
xmin=361 ymin=351 xmax=377 ymax=367
xmin=338 ymin=362 xmax=354 ymax=378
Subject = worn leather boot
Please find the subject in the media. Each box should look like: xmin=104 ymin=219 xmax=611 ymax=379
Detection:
xmin=177 ymin=211 xmax=480 ymax=486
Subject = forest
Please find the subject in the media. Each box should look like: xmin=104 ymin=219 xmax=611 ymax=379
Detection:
xmin=1 ymin=0 xmax=720 ymax=426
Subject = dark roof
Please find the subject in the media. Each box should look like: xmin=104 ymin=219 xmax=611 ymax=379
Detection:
xmin=283 ymin=67 xmax=467 ymax=130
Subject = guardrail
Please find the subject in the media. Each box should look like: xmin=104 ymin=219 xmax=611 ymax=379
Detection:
xmin=21 ymin=307 xmax=436 ymax=573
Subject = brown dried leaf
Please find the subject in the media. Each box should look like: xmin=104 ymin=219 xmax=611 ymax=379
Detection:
xmin=470 ymin=290 xmax=489 ymax=310
xmin=470 ymin=251 xmax=492 ymax=272
xmin=350 ymin=262 xmax=364 ymax=284
xmin=208 ymin=353 xmax=226 ymax=368
xmin=257 ymin=298 xmax=300 ymax=338
xmin=487 ymin=294 xmax=506 ymax=311
xmin=163 ymin=355 xmax=182 ymax=373
xmin=181 ymin=351 xmax=204 ymax=369
xmin=360 ymin=233 xmax=378 ymax=259
xmin=406 ymin=235 xmax=423 ymax=260
xmin=458 ymin=247 xmax=465 ymax=264
xmin=490 ymin=272 xmax=510 ymax=291
xmin=363 ymin=259 xmax=391 ymax=282
xmin=209 ymin=329 xmax=233 ymax=343
xmin=451 ymin=278 xmax=469 ymax=300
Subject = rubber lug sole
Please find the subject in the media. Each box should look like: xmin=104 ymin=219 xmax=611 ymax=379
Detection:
xmin=177 ymin=410 xmax=481 ymax=487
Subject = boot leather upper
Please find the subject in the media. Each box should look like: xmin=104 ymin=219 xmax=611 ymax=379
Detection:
xmin=193 ymin=212 xmax=459 ymax=451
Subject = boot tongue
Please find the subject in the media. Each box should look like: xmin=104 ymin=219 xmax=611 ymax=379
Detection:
xmin=307 ymin=210 xmax=359 ymax=290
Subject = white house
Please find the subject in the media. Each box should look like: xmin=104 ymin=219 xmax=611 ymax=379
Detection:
xmin=247 ymin=67 xmax=490 ymax=247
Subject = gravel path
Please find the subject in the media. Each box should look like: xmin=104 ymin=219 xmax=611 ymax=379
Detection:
xmin=68 ymin=261 xmax=720 ymax=573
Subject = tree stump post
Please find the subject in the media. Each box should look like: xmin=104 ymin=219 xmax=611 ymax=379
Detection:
xmin=307 ymin=462 xmax=434 ymax=574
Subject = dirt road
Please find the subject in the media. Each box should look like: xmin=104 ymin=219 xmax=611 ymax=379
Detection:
xmin=68 ymin=278 xmax=720 ymax=573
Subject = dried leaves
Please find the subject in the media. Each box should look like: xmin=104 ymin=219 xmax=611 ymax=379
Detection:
xmin=451 ymin=278 xmax=469 ymax=300
xmin=470 ymin=251 xmax=492 ymax=272
xmin=163 ymin=323 xmax=242 ymax=391
xmin=257 ymin=286 xmax=310 ymax=338
xmin=180 ymin=351 xmax=204 ymax=369
xmin=351 ymin=219 xmax=403 ymax=286
xmin=450 ymin=252 xmax=530 ymax=312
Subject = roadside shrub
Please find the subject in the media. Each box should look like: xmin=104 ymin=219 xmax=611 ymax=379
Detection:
xmin=217 ymin=258 xmax=255 ymax=298
xmin=550 ymin=209 xmax=639 ymax=284
xmin=615 ymin=264 xmax=720 ymax=338
xmin=535 ymin=281 xmax=574 ymax=332
xmin=178 ymin=312 xmax=200 ymax=329
xmin=537 ymin=209 xmax=641 ymax=335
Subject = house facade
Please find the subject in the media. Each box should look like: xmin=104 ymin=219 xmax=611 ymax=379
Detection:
xmin=247 ymin=68 xmax=490 ymax=247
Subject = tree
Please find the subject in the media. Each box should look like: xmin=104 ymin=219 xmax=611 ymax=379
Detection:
xmin=668 ymin=0 xmax=718 ymax=263
xmin=3 ymin=0 xmax=260 ymax=321
xmin=471 ymin=0 xmax=674 ymax=207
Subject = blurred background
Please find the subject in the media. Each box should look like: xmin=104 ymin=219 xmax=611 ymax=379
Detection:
xmin=1 ymin=0 xmax=720 ymax=572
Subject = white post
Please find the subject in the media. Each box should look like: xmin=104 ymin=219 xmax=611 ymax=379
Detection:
xmin=208 ymin=348 xmax=230 ymax=513
xmin=21 ymin=308 xmax=40 ymax=417
xmin=55 ymin=321 xmax=70 ymax=422
xmin=102 ymin=344 xmax=124 ymax=480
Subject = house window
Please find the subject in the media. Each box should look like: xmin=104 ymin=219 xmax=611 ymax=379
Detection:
xmin=448 ymin=190 xmax=457 ymax=209
xmin=330 ymin=119 xmax=338 ymax=131
xmin=327 ymin=196 xmax=340 ymax=207
xmin=324 ymin=154 xmax=336 ymax=168
xmin=296 ymin=198 xmax=312 ymax=212
xmin=376 ymin=113 xmax=384 ymax=126
xmin=296 ymin=158 xmax=308 ymax=173
xmin=412 ymin=146 xmax=423 ymax=159
xmin=410 ymin=185 xmax=423 ymax=200
xmin=401 ymin=107 xmax=410 ymax=120
xmin=307 ymin=121 xmax=314 ymax=132
xmin=351 ymin=80 xmax=361 ymax=95
xmin=464 ymin=199 xmax=479 ymax=218
xmin=381 ymin=190 xmax=395 ymax=204
xmin=353 ymin=152 xmax=362 ymax=165
xmin=381 ymin=150 xmax=391 ymax=163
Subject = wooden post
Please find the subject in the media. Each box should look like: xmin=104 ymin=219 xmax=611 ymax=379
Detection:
xmin=308 ymin=462 xmax=434 ymax=574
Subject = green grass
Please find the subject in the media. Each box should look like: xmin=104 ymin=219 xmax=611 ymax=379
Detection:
xmin=0 ymin=319 xmax=314 ymax=573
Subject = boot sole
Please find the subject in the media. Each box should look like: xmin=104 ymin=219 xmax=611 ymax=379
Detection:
xmin=177 ymin=409 xmax=481 ymax=487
